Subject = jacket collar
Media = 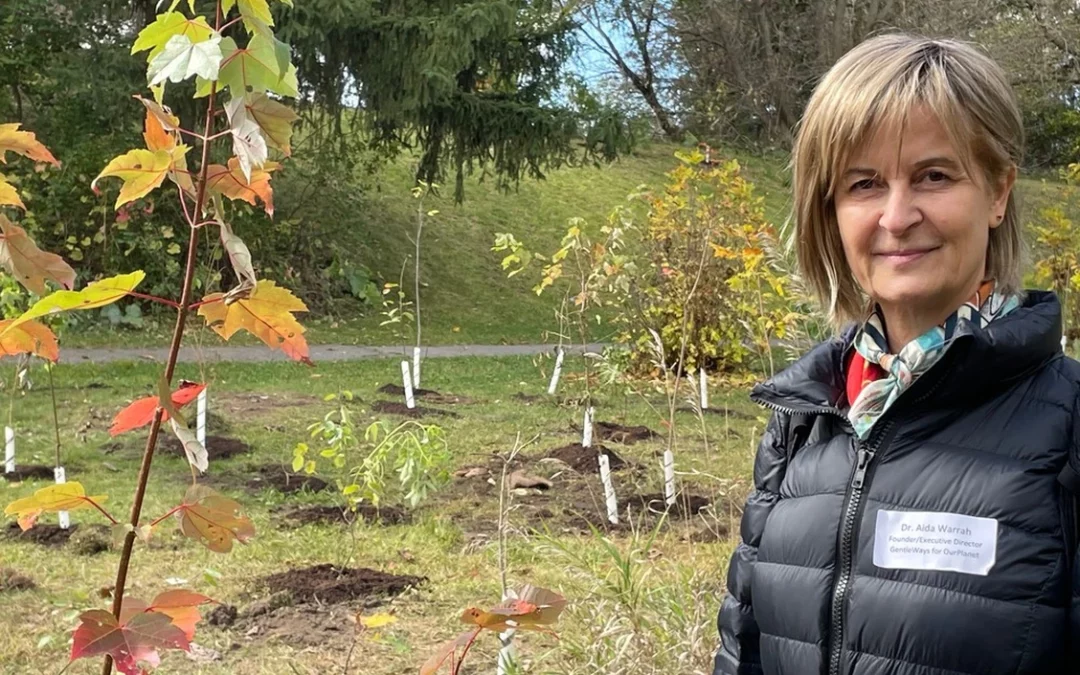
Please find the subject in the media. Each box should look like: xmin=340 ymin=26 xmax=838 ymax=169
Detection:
xmin=751 ymin=291 xmax=1063 ymax=414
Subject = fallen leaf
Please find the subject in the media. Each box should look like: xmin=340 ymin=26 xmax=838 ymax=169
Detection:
xmin=4 ymin=482 xmax=108 ymax=531
xmin=197 ymin=279 xmax=310 ymax=364
xmin=358 ymin=613 xmax=397 ymax=630
xmin=70 ymin=608 xmax=188 ymax=675
xmin=175 ymin=484 xmax=255 ymax=553
xmin=0 ymin=319 xmax=58 ymax=362
xmin=0 ymin=214 xmax=76 ymax=295
xmin=109 ymin=381 xmax=205 ymax=436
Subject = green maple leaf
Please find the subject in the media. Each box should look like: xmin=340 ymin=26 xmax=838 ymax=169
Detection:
xmin=131 ymin=12 xmax=213 ymax=61
xmin=195 ymin=35 xmax=298 ymax=98
xmin=148 ymin=34 xmax=224 ymax=87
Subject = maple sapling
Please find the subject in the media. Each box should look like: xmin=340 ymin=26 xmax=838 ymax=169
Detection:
xmin=401 ymin=360 xmax=417 ymax=409
xmin=0 ymin=0 xmax=306 ymax=672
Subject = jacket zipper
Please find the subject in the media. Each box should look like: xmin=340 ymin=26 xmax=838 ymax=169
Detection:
xmin=754 ymin=352 xmax=955 ymax=675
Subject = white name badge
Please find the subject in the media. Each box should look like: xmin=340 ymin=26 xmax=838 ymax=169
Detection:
xmin=873 ymin=509 xmax=998 ymax=576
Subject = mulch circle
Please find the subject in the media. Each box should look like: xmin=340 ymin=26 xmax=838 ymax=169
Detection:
xmin=371 ymin=400 xmax=461 ymax=419
xmin=3 ymin=521 xmax=79 ymax=547
xmin=378 ymin=384 xmax=473 ymax=405
xmin=0 ymin=567 xmax=35 ymax=592
xmin=161 ymin=435 xmax=251 ymax=461
xmin=279 ymin=504 xmax=411 ymax=527
xmin=593 ymin=421 xmax=657 ymax=444
xmin=543 ymin=444 xmax=626 ymax=474
xmin=1 ymin=465 xmax=56 ymax=481
xmin=259 ymin=563 xmax=425 ymax=606
xmin=620 ymin=492 xmax=712 ymax=520
xmin=247 ymin=466 xmax=330 ymax=494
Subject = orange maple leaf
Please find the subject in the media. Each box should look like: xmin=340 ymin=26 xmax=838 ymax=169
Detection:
xmin=197 ymin=279 xmax=310 ymax=364
xmin=205 ymin=158 xmax=278 ymax=217
xmin=0 ymin=319 xmax=58 ymax=362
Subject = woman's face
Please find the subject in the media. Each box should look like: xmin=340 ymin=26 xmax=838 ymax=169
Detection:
xmin=834 ymin=107 xmax=1014 ymax=322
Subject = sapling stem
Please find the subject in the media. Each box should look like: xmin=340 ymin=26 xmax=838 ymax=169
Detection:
xmin=101 ymin=5 xmax=223 ymax=671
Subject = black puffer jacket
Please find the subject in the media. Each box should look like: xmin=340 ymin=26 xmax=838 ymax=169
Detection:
xmin=714 ymin=291 xmax=1080 ymax=675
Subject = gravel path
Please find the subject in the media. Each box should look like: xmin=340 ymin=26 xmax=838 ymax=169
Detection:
xmin=54 ymin=343 xmax=606 ymax=365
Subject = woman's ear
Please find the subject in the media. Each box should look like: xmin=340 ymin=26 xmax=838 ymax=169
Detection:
xmin=989 ymin=165 xmax=1017 ymax=229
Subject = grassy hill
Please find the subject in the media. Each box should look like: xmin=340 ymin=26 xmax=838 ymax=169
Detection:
xmin=61 ymin=142 xmax=1074 ymax=349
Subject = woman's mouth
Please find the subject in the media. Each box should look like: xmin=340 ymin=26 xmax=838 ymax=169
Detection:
xmin=875 ymin=247 xmax=939 ymax=264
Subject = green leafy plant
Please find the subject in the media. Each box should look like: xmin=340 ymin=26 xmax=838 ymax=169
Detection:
xmin=293 ymin=391 xmax=453 ymax=508
xmin=1031 ymin=163 xmax=1080 ymax=338
xmin=0 ymin=1 xmax=307 ymax=672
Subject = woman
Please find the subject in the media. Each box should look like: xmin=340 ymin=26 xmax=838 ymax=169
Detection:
xmin=714 ymin=34 xmax=1080 ymax=675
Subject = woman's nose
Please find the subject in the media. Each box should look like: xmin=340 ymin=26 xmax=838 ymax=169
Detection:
xmin=878 ymin=185 xmax=922 ymax=234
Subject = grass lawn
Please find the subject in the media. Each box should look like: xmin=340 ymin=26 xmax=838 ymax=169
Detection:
xmin=0 ymin=353 xmax=767 ymax=675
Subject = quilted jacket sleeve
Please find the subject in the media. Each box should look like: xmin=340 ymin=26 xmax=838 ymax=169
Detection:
xmin=713 ymin=410 xmax=793 ymax=675
xmin=1069 ymin=395 xmax=1080 ymax=661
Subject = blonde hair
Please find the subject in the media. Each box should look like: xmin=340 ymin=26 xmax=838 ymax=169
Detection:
xmin=792 ymin=33 xmax=1026 ymax=328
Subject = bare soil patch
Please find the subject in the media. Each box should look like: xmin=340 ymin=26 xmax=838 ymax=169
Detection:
xmin=0 ymin=567 xmax=35 ymax=592
xmin=258 ymin=563 xmax=425 ymax=606
xmin=246 ymin=465 xmax=330 ymax=494
xmin=216 ymin=392 xmax=321 ymax=416
xmin=1 ymin=465 xmax=55 ymax=481
xmin=378 ymin=383 xmax=474 ymax=405
xmin=620 ymin=492 xmax=712 ymax=520
xmin=279 ymin=504 xmax=410 ymax=527
xmin=4 ymin=521 xmax=78 ymax=546
xmin=542 ymin=444 xmax=626 ymax=473
xmin=371 ymin=400 xmax=461 ymax=419
xmin=594 ymin=421 xmax=657 ymax=444
xmin=161 ymin=434 xmax=251 ymax=461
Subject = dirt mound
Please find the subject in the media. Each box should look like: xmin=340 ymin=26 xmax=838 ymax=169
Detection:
xmin=247 ymin=466 xmax=330 ymax=494
xmin=378 ymin=384 xmax=473 ymax=405
xmin=594 ymin=421 xmax=657 ymax=444
xmin=259 ymin=563 xmax=424 ymax=606
xmin=543 ymin=444 xmax=625 ymax=473
xmin=621 ymin=493 xmax=712 ymax=520
xmin=281 ymin=504 xmax=410 ymax=527
xmin=370 ymin=401 xmax=461 ymax=419
xmin=207 ymin=604 xmax=238 ymax=627
xmin=4 ymin=521 xmax=78 ymax=546
xmin=1 ymin=465 xmax=56 ymax=481
xmin=0 ymin=568 xmax=35 ymax=592
xmin=161 ymin=435 xmax=251 ymax=461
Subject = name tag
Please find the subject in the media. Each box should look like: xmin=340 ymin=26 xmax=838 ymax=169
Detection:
xmin=873 ymin=509 xmax=998 ymax=576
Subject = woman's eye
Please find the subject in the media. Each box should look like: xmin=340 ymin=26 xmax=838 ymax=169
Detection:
xmin=923 ymin=170 xmax=950 ymax=183
xmin=851 ymin=179 xmax=875 ymax=191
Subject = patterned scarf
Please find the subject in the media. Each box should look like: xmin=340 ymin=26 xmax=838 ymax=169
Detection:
xmin=848 ymin=280 xmax=1021 ymax=438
